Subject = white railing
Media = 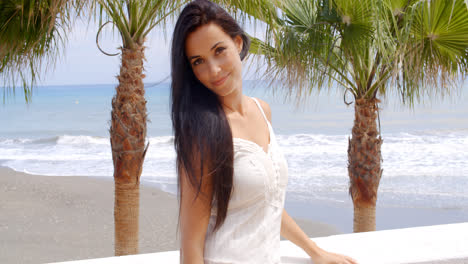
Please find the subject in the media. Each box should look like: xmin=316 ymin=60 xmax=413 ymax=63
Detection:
xmin=53 ymin=222 xmax=468 ymax=264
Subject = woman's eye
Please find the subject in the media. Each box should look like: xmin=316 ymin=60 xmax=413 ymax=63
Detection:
xmin=215 ymin=47 xmax=226 ymax=55
xmin=193 ymin=59 xmax=203 ymax=66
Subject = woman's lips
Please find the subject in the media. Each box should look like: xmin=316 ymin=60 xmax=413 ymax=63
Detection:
xmin=212 ymin=73 xmax=230 ymax=86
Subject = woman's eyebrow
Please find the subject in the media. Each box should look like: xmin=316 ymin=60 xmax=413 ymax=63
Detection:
xmin=188 ymin=41 xmax=224 ymax=61
xmin=210 ymin=41 xmax=224 ymax=51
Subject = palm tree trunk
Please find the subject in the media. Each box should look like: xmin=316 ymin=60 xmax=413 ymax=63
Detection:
xmin=114 ymin=182 xmax=140 ymax=255
xmin=110 ymin=45 xmax=148 ymax=255
xmin=347 ymin=98 xmax=382 ymax=232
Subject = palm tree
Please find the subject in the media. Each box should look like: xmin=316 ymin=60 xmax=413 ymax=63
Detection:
xmin=247 ymin=0 xmax=468 ymax=232
xmin=94 ymin=0 xmax=187 ymax=255
xmin=1 ymin=0 xmax=186 ymax=255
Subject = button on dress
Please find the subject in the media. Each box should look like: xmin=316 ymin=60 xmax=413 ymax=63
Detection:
xmin=204 ymin=97 xmax=289 ymax=264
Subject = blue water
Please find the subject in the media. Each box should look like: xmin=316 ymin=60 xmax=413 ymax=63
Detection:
xmin=1 ymin=81 xmax=468 ymax=217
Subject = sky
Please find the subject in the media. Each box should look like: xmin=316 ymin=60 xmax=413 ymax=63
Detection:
xmin=39 ymin=17 xmax=267 ymax=87
xmin=39 ymin=19 xmax=176 ymax=86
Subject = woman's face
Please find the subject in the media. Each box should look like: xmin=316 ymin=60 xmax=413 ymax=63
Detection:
xmin=185 ymin=23 xmax=243 ymax=97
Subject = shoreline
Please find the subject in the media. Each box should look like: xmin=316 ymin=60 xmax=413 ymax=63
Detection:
xmin=0 ymin=166 xmax=340 ymax=264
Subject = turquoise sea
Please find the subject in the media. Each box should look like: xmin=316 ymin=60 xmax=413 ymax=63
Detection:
xmin=1 ymin=81 xmax=467 ymax=232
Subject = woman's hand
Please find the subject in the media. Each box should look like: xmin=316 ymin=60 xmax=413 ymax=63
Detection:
xmin=310 ymin=247 xmax=359 ymax=264
xmin=280 ymin=210 xmax=359 ymax=264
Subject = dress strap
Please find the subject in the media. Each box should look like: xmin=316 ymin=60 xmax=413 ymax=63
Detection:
xmin=251 ymin=97 xmax=269 ymax=124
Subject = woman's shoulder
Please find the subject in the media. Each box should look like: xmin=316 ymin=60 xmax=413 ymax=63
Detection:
xmin=251 ymin=97 xmax=272 ymax=123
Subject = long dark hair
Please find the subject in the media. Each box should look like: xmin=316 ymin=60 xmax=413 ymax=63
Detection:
xmin=170 ymin=0 xmax=251 ymax=231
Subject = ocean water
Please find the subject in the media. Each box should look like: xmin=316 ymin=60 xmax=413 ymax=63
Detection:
xmin=1 ymin=81 xmax=468 ymax=215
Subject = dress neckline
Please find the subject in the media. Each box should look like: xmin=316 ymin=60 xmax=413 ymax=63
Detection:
xmin=232 ymin=129 xmax=272 ymax=155
xmin=233 ymin=121 xmax=272 ymax=155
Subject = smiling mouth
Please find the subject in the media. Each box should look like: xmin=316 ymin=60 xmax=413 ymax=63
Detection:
xmin=212 ymin=73 xmax=230 ymax=86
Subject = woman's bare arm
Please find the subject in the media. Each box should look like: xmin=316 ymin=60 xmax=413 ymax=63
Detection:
xmin=179 ymin=160 xmax=213 ymax=264
xmin=280 ymin=209 xmax=322 ymax=258
xmin=281 ymin=208 xmax=359 ymax=264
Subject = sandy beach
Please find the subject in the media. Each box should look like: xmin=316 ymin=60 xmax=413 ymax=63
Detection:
xmin=0 ymin=166 xmax=340 ymax=264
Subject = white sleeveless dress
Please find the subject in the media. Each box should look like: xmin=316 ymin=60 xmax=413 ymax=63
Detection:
xmin=204 ymin=97 xmax=289 ymax=264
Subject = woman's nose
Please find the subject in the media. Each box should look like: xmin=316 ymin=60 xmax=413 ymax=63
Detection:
xmin=208 ymin=60 xmax=221 ymax=76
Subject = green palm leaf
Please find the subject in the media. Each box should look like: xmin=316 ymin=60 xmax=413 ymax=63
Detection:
xmin=251 ymin=0 xmax=467 ymax=105
xmin=96 ymin=0 xmax=186 ymax=48
xmin=0 ymin=0 xmax=84 ymax=103
xmin=398 ymin=0 xmax=468 ymax=104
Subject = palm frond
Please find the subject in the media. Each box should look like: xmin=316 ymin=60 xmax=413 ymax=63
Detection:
xmin=253 ymin=0 xmax=359 ymax=102
xmin=0 ymin=0 xmax=86 ymax=103
xmin=248 ymin=0 xmax=467 ymax=107
xmin=398 ymin=0 xmax=468 ymax=105
xmin=96 ymin=0 xmax=187 ymax=49
xmin=214 ymin=0 xmax=280 ymax=25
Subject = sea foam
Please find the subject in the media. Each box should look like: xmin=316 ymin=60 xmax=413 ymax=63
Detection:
xmin=1 ymin=131 xmax=467 ymax=209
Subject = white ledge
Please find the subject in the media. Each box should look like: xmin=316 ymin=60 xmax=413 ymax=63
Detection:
xmin=52 ymin=222 xmax=468 ymax=264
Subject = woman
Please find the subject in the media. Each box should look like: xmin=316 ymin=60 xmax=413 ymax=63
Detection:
xmin=171 ymin=1 xmax=359 ymax=263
